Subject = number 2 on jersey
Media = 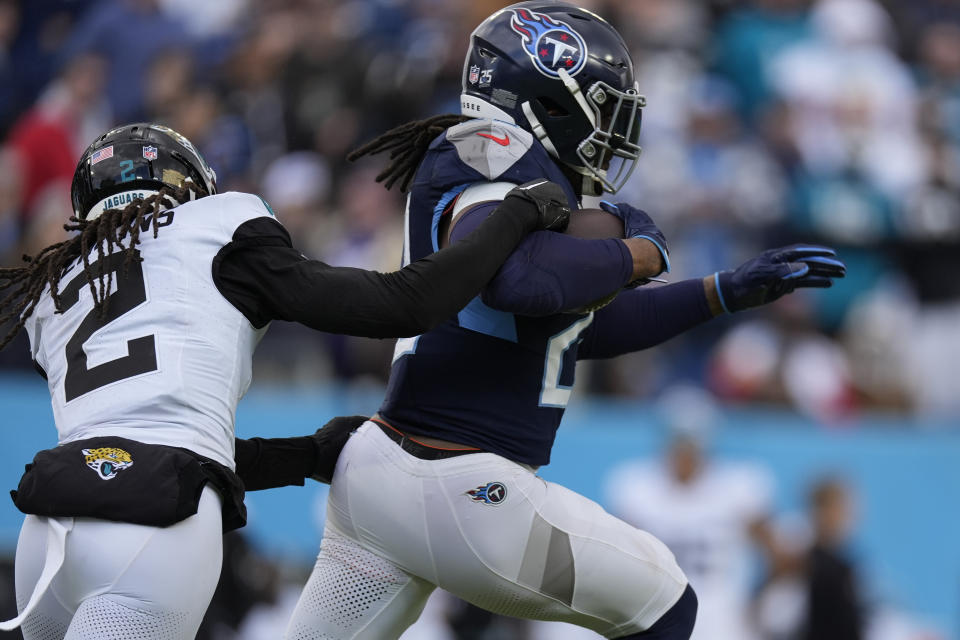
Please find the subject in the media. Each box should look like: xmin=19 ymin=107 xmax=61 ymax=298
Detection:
xmin=58 ymin=252 xmax=158 ymax=402
xmin=539 ymin=313 xmax=593 ymax=408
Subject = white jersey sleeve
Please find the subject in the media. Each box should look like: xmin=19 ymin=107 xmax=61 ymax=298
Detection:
xmin=24 ymin=192 xmax=277 ymax=468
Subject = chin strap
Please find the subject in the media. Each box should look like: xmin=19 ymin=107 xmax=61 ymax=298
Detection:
xmin=520 ymin=101 xmax=602 ymax=196
xmin=521 ymin=101 xmax=561 ymax=159
xmin=518 ymin=70 xmax=610 ymax=197
xmin=557 ymin=68 xmax=596 ymax=128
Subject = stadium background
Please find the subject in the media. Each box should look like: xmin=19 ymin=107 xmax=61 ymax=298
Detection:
xmin=0 ymin=0 xmax=958 ymax=638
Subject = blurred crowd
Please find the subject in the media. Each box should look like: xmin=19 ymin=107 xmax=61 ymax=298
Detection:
xmin=1 ymin=0 xmax=959 ymax=420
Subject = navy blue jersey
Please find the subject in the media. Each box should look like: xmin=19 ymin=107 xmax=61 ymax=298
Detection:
xmin=379 ymin=119 xmax=596 ymax=466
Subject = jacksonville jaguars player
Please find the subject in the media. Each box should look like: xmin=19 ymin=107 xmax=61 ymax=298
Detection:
xmin=285 ymin=3 xmax=846 ymax=640
xmin=0 ymin=122 xmax=569 ymax=640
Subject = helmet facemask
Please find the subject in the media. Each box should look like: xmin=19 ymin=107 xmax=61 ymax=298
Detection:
xmin=522 ymin=68 xmax=645 ymax=196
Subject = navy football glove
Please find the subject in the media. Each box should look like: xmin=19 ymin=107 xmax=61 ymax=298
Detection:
xmin=599 ymin=201 xmax=670 ymax=275
xmin=310 ymin=415 xmax=369 ymax=483
xmin=714 ymin=245 xmax=846 ymax=313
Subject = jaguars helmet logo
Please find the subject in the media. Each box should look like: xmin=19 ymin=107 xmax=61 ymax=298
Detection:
xmin=82 ymin=447 xmax=134 ymax=481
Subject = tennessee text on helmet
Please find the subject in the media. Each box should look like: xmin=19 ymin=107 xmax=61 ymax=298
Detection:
xmin=460 ymin=2 xmax=645 ymax=196
xmin=71 ymin=123 xmax=218 ymax=221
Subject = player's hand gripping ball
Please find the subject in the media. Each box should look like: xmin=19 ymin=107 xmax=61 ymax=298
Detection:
xmin=599 ymin=201 xmax=670 ymax=279
xmin=561 ymin=206 xmax=627 ymax=313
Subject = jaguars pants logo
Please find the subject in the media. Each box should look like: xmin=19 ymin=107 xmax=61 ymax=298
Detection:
xmin=466 ymin=482 xmax=507 ymax=505
xmin=82 ymin=447 xmax=134 ymax=480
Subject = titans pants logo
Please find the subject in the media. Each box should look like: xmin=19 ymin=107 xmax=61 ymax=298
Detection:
xmin=466 ymin=481 xmax=508 ymax=505
xmin=510 ymin=8 xmax=587 ymax=78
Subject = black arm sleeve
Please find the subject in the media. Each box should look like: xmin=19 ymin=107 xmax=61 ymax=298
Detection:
xmin=213 ymin=201 xmax=538 ymax=338
xmin=233 ymin=436 xmax=318 ymax=491
xmin=234 ymin=415 xmax=369 ymax=491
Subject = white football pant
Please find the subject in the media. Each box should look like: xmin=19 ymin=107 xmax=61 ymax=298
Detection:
xmin=14 ymin=486 xmax=223 ymax=640
xmin=285 ymin=422 xmax=687 ymax=639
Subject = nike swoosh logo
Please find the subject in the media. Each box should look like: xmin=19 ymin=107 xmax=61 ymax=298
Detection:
xmin=476 ymin=132 xmax=510 ymax=146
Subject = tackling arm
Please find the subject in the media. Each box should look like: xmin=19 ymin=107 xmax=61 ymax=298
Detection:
xmin=213 ymin=182 xmax=569 ymax=338
xmin=447 ymin=202 xmax=662 ymax=316
xmin=234 ymin=415 xmax=369 ymax=490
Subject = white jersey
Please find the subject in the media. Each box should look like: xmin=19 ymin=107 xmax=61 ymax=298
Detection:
xmin=24 ymin=192 xmax=274 ymax=467
xmin=604 ymin=459 xmax=774 ymax=640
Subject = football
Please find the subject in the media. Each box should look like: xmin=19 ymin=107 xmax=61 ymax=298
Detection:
xmin=564 ymin=207 xmax=625 ymax=240
xmin=562 ymin=207 xmax=625 ymax=313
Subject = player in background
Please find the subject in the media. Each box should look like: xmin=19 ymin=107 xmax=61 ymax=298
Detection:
xmin=0 ymin=122 xmax=570 ymax=640
xmin=602 ymin=387 xmax=780 ymax=640
xmin=285 ymin=3 xmax=845 ymax=640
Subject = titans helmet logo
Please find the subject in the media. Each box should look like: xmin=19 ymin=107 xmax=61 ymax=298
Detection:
xmin=510 ymin=8 xmax=588 ymax=78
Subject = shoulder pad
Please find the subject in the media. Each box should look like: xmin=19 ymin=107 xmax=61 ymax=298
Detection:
xmin=451 ymin=182 xmax=515 ymax=221
xmin=446 ymin=119 xmax=534 ymax=180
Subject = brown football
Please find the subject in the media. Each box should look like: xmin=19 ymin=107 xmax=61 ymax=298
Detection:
xmin=564 ymin=207 xmax=625 ymax=240
xmin=562 ymin=207 xmax=625 ymax=313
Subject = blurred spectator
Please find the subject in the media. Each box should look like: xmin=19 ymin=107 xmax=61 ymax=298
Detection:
xmin=65 ymin=0 xmax=194 ymax=121
xmin=771 ymin=0 xmax=925 ymax=221
xmin=261 ymin=151 xmax=333 ymax=253
xmin=917 ymin=23 xmax=960 ymax=145
xmin=4 ymin=52 xmax=109 ymax=228
xmin=755 ymin=478 xmax=865 ymax=640
xmin=599 ymin=387 xmax=780 ymax=640
xmin=714 ymin=0 xmax=813 ymax=122
xmin=0 ymin=0 xmax=20 ymax=134
xmin=0 ymin=149 xmax=22 ymax=264
xmin=803 ymin=479 xmax=864 ymax=640
xmin=318 ymin=164 xmax=404 ymax=382
xmin=158 ymin=0 xmax=248 ymax=37
xmin=627 ymin=75 xmax=787 ymax=231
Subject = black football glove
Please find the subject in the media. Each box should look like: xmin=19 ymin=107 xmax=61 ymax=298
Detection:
xmin=310 ymin=415 xmax=369 ymax=483
xmin=715 ymin=244 xmax=846 ymax=313
xmin=504 ymin=179 xmax=571 ymax=232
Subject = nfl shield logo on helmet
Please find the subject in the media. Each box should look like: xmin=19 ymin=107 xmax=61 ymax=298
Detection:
xmin=510 ymin=8 xmax=588 ymax=78
xmin=142 ymin=145 xmax=158 ymax=161
xmin=469 ymin=65 xmax=480 ymax=85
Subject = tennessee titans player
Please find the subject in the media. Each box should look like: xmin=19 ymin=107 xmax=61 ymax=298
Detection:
xmin=284 ymin=3 xmax=845 ymax=640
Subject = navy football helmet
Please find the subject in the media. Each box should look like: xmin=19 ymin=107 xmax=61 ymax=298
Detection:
xmin=461 ymin=2 xmax=645 ymax=196
xmin=71 ymin=123 xmax=217 ymax=220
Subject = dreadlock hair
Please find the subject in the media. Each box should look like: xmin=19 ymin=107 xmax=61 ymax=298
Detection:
xmin=0 ymin=182 xmax=205 ymax=351
xmin=347 ymin=114 xmax=470 ymax=193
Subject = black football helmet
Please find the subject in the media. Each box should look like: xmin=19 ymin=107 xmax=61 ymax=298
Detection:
xmin=461 ymin=2 xmax=645 ymax=196
xmin=71 ymin=123 xmax=217 ymax=220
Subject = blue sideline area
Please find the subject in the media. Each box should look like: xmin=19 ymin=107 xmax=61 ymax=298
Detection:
xmin=1 ymin=374 xmax=958 ymax=633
